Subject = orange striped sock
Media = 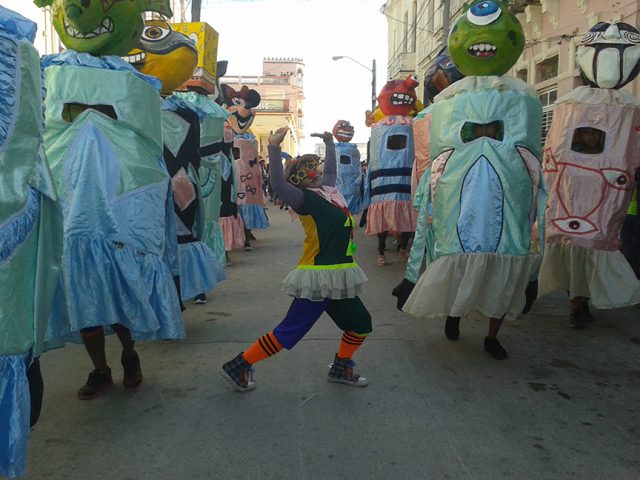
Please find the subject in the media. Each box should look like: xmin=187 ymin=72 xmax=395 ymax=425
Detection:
xmin=338 ymin=331 xmax=367 ymax=359
xmin=242 ymin=332 xmax=283 ymax=365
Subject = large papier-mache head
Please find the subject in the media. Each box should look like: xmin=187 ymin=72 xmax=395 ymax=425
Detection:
xmin=576 ymin=22 xmax=640 ymax=89
xmin=423 ymin=47 xmax=465 ymax=103
xmin=449 ymin=0 xmax=525 ymax=76
xmin=377 ymin=74 xmax=420 ymax=116
xmin=33 ymin=0 xmax=172 ymax=56
xmin=123 ymin=19 xmax=198 ymax=95
xmin=332 ymin=120 xmax=355 ymax=143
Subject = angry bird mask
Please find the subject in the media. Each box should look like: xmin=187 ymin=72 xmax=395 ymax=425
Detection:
xmin=332 ymin=120 xmax=355 ymax=142
xmin=577 ymin=22 xmax=640 ymax=90
xmin=449 ymin=0 xmax=525 ymax=76
xmin=377 ymin=74 xmax=420 ymax=116
xmin=123 ymin=19 xmax=198 ymax=95
xmin=34 ymin=0 xmax=172 ymax=57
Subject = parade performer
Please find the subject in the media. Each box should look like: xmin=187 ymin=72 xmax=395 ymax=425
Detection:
xmin=333 ymin=120 xmax=363 ymax=214
xmin=363 ymin=75 xmax=420 ymax=265
xmin=394 ymin=0 xmax=546 ymax=359
xmin=0 ymin=7 xmax=62 ymax=477
xmin=234 ymin=132 xmax=270 ymax=251
xmin=412 ymin=48 xmax=464 ymax=196
xmin=220 ymin=127 xmax=371 ymax=392
xmin=125 ymin=19 xmax=225 ymax=305
xmin=538 ymin=21 xmax=640 ymax=328
xmin=36 ymin=0 xmax=184 ymax=399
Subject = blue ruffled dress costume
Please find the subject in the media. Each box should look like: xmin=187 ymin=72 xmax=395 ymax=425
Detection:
xmin=403 ymin=76 xmax=547 ymax=320
xmin=42 ymin=52 xmax=184 ymax=341
xmin=335 ymin=142 xmax=362 ymax=214
xmin=0 ymin=7 xmax=62 ymax=478
xmin=161 ymin=96 xmax=225 ymax=300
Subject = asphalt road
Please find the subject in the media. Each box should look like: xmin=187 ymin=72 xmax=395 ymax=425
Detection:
xmin=25 ymin=205 xmax=640 ymax=480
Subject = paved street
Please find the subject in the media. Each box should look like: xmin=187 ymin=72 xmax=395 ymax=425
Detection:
xmin=26 ymin=206 xmax=640 ymax=480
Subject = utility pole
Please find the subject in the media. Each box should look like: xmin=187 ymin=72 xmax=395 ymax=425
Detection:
xmin=442 ymin=0 xmax=450 ymax=45
xmin=371 ymin=58 xmax=377 ymax=112
xmin=191 ymin=0 xmax=202 ymax=22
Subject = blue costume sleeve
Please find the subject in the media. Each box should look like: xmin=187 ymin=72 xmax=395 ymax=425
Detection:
xmin=405 ymin=169 xmax=432 ymax=283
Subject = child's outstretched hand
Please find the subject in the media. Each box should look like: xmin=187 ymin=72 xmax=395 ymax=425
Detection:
xmin=310 ymin=131 xmax=333 ymax=144
xmin=269 ymin=127 xmax=289 ymax=146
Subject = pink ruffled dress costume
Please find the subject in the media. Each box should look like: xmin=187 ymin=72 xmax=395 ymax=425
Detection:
xmin=539 ymin=87 xmax=640 ymax=307
xmin=363 ymin=115 xmax=417 ymax=235
xmin=218 ymin=124 xmax=246 ymax=251
xmin=234 ymin=134 xmax=269 ymax=229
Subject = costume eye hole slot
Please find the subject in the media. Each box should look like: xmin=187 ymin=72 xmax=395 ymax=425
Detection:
xmin=571 ymin=127 xmax=606 ymax=154
xmin=340 ymin=155 xmax=352 ymax=165
xmin=62 ymin=103 xmax=118 ymax=122
xmin=231 ymin=147 xmax=240 ymax=160
xmin=387 ymin=135 xmax=407 ymax=150
xmin=460 ymin=120 xmax=504 ymax=143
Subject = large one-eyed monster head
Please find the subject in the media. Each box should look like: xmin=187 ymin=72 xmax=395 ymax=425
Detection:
xmin=577 ymin=22 xmax=640 ymax=89
xmin=34 ymin=0 xmax=172 ymax=56
xmin=449 ymin=0 xmax=525 ymax=76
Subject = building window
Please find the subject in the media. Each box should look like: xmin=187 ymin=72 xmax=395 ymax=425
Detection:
xmin=539 ymin=88 xmax=558 ymax=146
xmin=536 ymin=56 xmax=559 ymax=83
xmin=403 ymin=11 xmax=409 ymax=52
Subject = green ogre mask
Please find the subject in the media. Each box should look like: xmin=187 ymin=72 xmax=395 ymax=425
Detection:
xmin=34 ymin=0 xmax=172 ymax=56
xmin=448 ymin=0 xmax=525 ymax=76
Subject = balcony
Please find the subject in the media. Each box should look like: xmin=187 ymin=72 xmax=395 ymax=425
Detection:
xmin=388 ymin=51 xmax=416 ymax=79
xmin=510 ymin=0 xmax=541 ymax=13
xmin=254 ymin=99 xmax=290 ymax=113
xmin=223 ymin=75 xmax=291 ymax=86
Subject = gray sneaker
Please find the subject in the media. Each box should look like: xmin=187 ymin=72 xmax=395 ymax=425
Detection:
xmin=327 ymin=354 xmax=367 ymax=387
xmin=220 ymin=353 xmax=256 ymax=392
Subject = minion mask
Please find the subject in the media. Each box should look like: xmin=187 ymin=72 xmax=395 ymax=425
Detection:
xmin=123 ymin=20 xmax=198 ymax=95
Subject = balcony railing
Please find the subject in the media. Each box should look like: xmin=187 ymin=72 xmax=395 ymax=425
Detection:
xmin=223 ymin=75 xmax=291 ymax=86
xmin=254 ymin=99 xmax=290 ymax=112
xmin=388 ymin=51 xmax=416 ymax=79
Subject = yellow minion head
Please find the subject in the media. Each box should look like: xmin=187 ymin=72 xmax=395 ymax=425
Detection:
xmin=123 ymin=19 xmax=198 ymax=95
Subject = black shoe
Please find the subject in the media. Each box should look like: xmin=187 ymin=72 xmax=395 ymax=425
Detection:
xmin=121 ymin=351 xmax=143 ymax=388
xmin=445 ymin=316 xmax=460 ymax=341
xmin=248 ymin=232 xmax=257 ymax=241
xmin=484 ymin=337 xmax=508 ymax=360
xmin=193 ymin=293 xmax=207 ymax=304
xmin=77 ymin=368 xmax=113 ymax=400
xmin=570 ymin=309 xmax=586 ymax=329
xmin=581 ymin=303 xmax=594 ymax=322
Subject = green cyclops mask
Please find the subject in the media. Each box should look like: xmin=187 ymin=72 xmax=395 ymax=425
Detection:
xmin=34 ymin=0 xmax=172 ymax=56
xmin=449 ymin=0 xmax=525 ymax=76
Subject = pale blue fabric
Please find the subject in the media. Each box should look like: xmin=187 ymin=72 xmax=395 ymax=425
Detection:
xmin=457 ymin=155 xmax=504 ymax=253
xmin=162 ymin=95 xmax=206 ymax=120
xmin=41 ymin=51 xmax=161 ymax=90
xmin=428 ymin=79 xmax=545 ymax=260
xmin=0 ymin=355 xmax=29 ymax=479
xmin=363 ymin=123 xmax=414 ymax=208
xmin=43 ymin=60 xmax=183 ymax=343
xmin=0 ymin=6 xmax=36 ymax=42
xmin=405 ymin=169 xmax=434 ymax=283
xmin=178 ymin=242 xmax=226 ymax=300
xmin=335 ymin=142 xmax=362 ymax=214
xmin=238 ymin=204 xmax=270 ymax=229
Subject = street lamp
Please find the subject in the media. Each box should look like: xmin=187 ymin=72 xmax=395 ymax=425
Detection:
xmin=332 ymin=55 xmax=377 ymax=112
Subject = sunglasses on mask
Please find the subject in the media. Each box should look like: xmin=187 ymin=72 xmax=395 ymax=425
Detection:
xmin=289 ymin=159 xmax=320 ymax=185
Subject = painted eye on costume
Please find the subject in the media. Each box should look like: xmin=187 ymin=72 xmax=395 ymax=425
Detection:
xmin=142 ymin=25 xmax=171 ymax=42
xmin=467 ymin=1 xmax=501 ymax=26
xmin=621 ymin=29 xmax=640 ymax=44
xmin=552 ymin=217 xmax=598 ymax=235
xmin=601 ymin=169 xmax=632 ymax=190
xmin=232 ymin=98 xmax=244 ymax=107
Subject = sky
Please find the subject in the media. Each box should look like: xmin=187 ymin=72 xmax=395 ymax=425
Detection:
xmin=4 ymin=0 xmax=390 ymax=153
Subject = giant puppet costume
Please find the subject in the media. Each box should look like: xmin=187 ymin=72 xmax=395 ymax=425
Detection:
xmin=172 ymin=22 xmax=229 ymax=267
xmin=333 ymin=120 xmax=363 ymax=214
xmin=125 ymin=20 xmax=225 ymax=304
xmin=412 ymin=48 xmax=464 ymax=196
xmin=0 ymin=7 xmax=62 ymax=477
xmin=538 ymin=21 xmax=640 ymax=327
xmin=396 ymin=0 xmax=546 ymax=359
xmin=363 ymin=75 xmax=420 ymax=264
xmin=35 ymin=0 xmax=184 ymax=399
xmin=234 ymin=131 xmax=270 ymax=249
xmin=219 ymin=84 xmax=262 ymax=256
